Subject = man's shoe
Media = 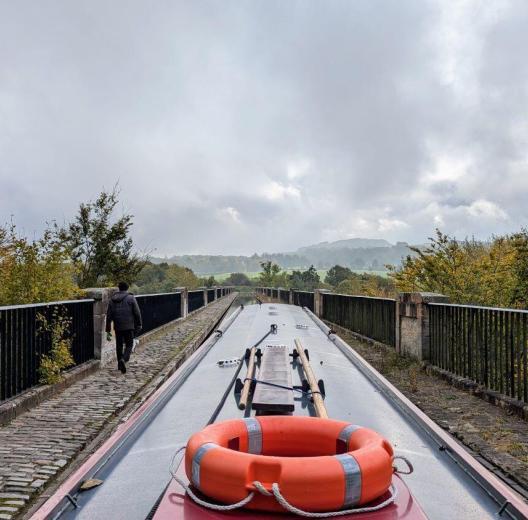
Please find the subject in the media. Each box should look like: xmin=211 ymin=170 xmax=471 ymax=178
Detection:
xmin=118 ymin=359 xmax=127 ymax=374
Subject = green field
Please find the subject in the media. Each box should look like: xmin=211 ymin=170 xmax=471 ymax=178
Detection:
xmin=210 ymin=270 xmax=327 ymax=282
xmin=209 ymin=269 xmax=388 ymax=282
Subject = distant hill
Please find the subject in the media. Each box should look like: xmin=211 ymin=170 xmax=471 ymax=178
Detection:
xmin=150 ymin=238 xmax=416 ymax=275
xmin=150 ymin=253 xmax=308 ymax=274
xmin=297 ymin=238 xmax=391 ymax=252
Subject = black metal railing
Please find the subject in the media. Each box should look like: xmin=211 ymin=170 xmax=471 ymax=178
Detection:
xmin=136 ymin=292 xmax=182 ymax=336
xmin=0 ymin=286 xmax=234 ymax=402
xmin=429 ymin=303 xmax=528 ymax=403
xmin=279 ymin=289 xmax=289 ymax=303
xmin=217 ymin=288 xmax=221 ymax=299
xmin=322 ymin=293 xmax=396 ymax=347
xmin=292 ymin=291 xmax=315 ymax=312
xmin=207 ymin=289 xmax=215 ymax=303
xmin=0 ymin=299 xmax=94 ymax=401
xmin=188 ymin=290 xmax=205 ymax=313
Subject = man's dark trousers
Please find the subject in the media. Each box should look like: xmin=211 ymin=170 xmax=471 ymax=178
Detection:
xmin=116 ymin=330 xmax=134 ymax=363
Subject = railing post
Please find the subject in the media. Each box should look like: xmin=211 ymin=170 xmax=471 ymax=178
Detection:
xmin=177 ymin=287 xmax=188 ymax=318
xmin=289 ymin=288 xmax=294 ymax=305
xmin=314 ymin=289 xmax=324 ymax=317
xmin=83 ymin=287 xmax=116 ymax=362
xmin=397 ymin=292 xmax=448 ymax=360
xmin=203 ymin=287 xmax=209 ymax=306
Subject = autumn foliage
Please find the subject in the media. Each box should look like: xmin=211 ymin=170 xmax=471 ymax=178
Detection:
xmin=389 ymin=229 xmax=528 ymax=308
xmin=0 ymin=224 xmax=79 ymax=306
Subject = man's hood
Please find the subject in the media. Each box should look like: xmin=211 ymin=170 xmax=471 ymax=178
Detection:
xmin=112 ymin=291 xmax=129 ymax=303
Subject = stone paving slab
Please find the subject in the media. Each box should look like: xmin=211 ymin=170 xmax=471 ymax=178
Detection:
xmin=0 ymin=296 xmax=235 ymax=519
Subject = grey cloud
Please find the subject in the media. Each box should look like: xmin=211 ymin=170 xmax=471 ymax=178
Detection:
xmin=1 ymin=1 xmax=527 ymax=255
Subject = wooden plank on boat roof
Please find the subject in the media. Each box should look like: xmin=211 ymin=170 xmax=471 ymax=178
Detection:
xmin=252 ymin=345 xmax=294 ymax=413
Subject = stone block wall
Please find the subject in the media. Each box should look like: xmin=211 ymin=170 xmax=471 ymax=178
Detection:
xmin=83 ymin=287 xmax=117 ymax=364
xmin=397 ymin=292 xmax=449 ymax=360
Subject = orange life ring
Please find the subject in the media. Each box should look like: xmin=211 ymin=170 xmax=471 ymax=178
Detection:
xmin=185 ymin=416 xmax=394 ymax=513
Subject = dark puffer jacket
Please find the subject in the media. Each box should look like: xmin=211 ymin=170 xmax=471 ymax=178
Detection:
xmin=105 ymin=291 xmax=142 ymax=333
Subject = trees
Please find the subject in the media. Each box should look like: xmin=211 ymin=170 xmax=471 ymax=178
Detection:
xmin=289 ymin=265 xmax=320 ymax=290
xmin=333 ymin=272 xmax=394 ymax=297
xmin=57 ymin=187 xmax=145 ymax=288
xmin=324 ymin=264 xmax=394 ymax=297
xmin=258 ymin=261 xmax=282 ymax=286
xmin=288 ymin=270 xmax=304 ymax=289
xmin=325 ymin=265 xmax=353 ymax=286
xmin=133 ymin=262 xmax=202 ymax=294
xmin=360 ymin=274 xmax=395 ymax=298
xmin=303 ymin=265 xmax=320 ymax=289
xmin=223 ymin=272 xmax=252 ymax=286
xmin=258 ymin=262 xmax=321 ymax=290
xmin=202 ymin=276 xmax=218 ymax=288
xmin=388 ymin=229 xmax=525 ymax=307
xmin=510 ymin=230 xmax=528 ymax=308
xmin=336 ymin=277 xmax=362 ymax=295
xmin=0 ymin=187 xmax=145 ymax=304
xmin=258 ymin=261 xmax=294 ymax=288
xmin=0 ymin=224 xmax=79 ymax=305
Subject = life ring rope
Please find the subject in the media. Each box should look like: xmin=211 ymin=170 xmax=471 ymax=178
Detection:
xmin=254 ymin=481 xmax=398 ymax=518
xmin=393 ymin=456 xmax=414 ymax=475
xmin=170 ymin=446 xmax=400 ymax=517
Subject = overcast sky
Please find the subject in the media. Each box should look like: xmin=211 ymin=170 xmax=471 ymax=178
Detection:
xmin=1 ymin=1 xmax=527 ymax=256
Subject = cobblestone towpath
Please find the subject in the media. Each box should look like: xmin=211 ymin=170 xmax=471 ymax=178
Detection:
xmin=0 ymin=295 xmax=236 ymax=519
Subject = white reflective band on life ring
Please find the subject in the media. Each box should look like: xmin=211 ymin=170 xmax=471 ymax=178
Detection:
xmin=243 ymin=418 xmax=262 ymax=454
xmin=335 ymin=453 xmax=362 ymax=507
xmin=337 ymin=424 xmax=361 ymax=450
xmin=192 ymin=442 xmax=217 ymax=489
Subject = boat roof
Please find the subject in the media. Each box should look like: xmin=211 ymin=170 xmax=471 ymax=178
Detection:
xmin=37 ymin=303 xmax=524 ymax=520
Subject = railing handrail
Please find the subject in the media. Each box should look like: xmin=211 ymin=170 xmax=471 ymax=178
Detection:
xmin=326 ymin=292 xmax=396 ymax=303
xmin=0 ymin=288 xmax=226 ymax=309
xmin=0 ymin=288 xmax=236 ymax=309
xmin=135 ymin=291 xmax=182 ymax=298
xmin=428 ymin=302 xmax=528 ymax=314
xmin=0 ymin=298 xmax=95 ymax=312
xmin=258 ymin=287 xmax=395 ymax=303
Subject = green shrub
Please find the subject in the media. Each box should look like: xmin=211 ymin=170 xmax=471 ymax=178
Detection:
xmin=37 ymin=309 xmax=75 ymax=385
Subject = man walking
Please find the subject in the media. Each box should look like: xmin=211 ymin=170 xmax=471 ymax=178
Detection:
xmin=106 ymin=282 xmax=142 ymax=374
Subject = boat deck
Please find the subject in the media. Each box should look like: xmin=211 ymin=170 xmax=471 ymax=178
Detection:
xmin=36 ymin=303 xmax=525 ymax=520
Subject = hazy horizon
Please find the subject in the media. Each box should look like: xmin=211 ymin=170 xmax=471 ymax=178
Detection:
xmin=151 ymin=237 xmax=409 ymax=259
xmin=2 ymin=1 xmax=528 ymax=256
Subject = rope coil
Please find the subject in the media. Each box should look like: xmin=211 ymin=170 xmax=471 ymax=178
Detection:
xmin=169 ymin=446 xmax=399 ymax=517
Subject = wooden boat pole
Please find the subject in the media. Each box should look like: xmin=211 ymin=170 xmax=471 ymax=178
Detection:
xmin=294 ymin=338 xmax=328 ymax=419
xmin=238 ymin=347 xmax=257 ymax=410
